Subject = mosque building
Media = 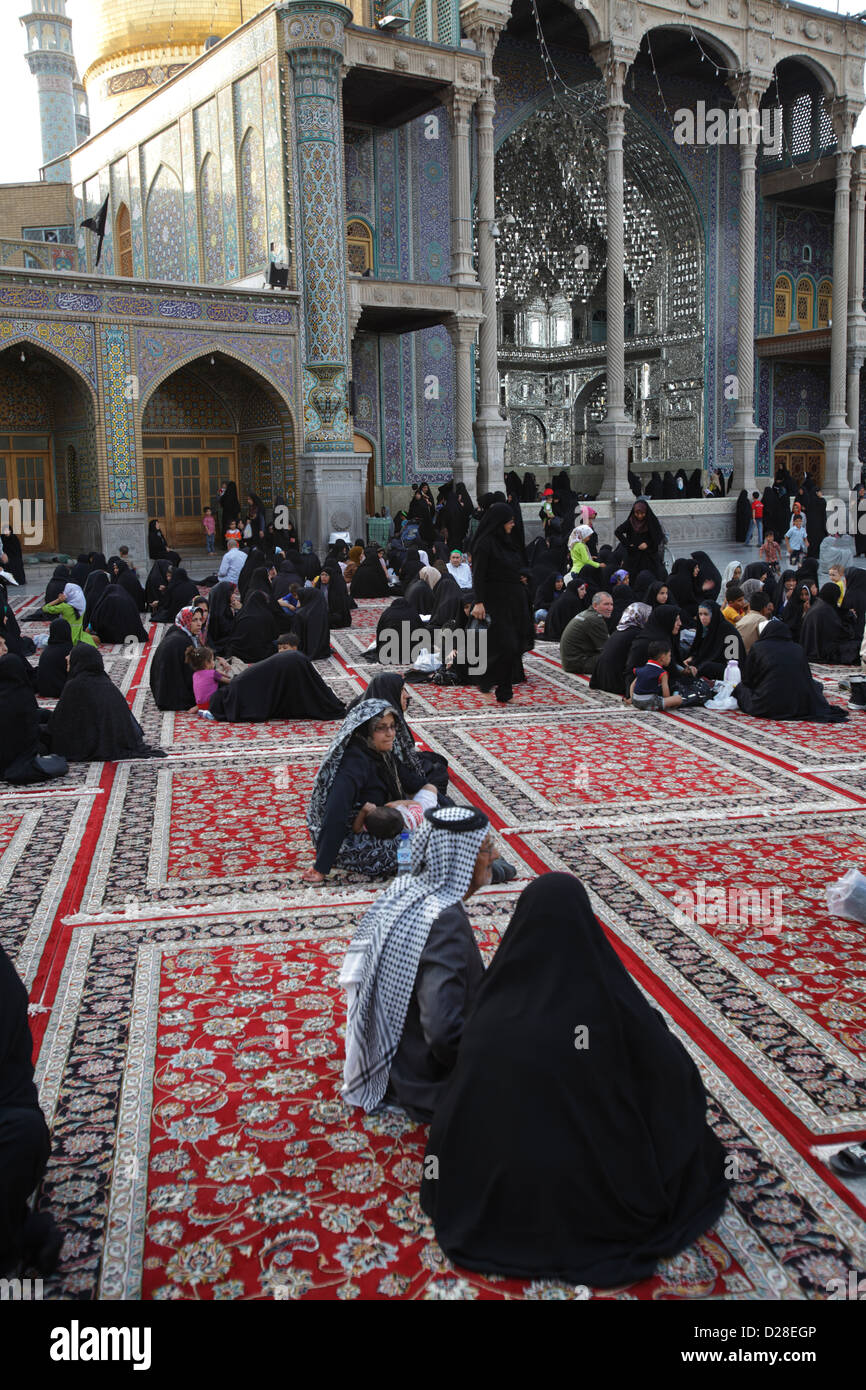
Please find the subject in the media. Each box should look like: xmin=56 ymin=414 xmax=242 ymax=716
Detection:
xmin=0 ymin=0 xmax=864 ymax=559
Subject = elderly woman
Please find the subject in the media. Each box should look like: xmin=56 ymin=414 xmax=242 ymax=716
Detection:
xmin=303 ymin=699 xmax=431 ymax=883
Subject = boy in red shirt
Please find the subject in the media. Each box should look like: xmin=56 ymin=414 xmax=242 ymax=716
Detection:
xmin=745 ymin=491 xmax=763 ymax=545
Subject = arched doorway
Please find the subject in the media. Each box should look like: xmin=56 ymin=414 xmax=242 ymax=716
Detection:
xmin=0 ymin=343 xmax=98 ymax=552
xmin=140 ymin=354 xmax=296 ymax=549
xmin=353 ymin=432 xmax=376 ymax=516
xmin=773 ymin=434 xmax=825 ymax=488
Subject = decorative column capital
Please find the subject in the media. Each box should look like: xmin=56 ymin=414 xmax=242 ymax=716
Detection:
xmin=725 ymin=72 xmax=771 ymax=113
xmin=445 ymin=313 xmax=483 ymax=351
xmin=461 ymin=2 xmax=509 ymax=68
xmin=590 ymin=39 xmax=638 ymax=106
xmin=829 ymin=98 xmax=858 ymax=154
xmin=448 ymin=87 xmax=477 ymax=126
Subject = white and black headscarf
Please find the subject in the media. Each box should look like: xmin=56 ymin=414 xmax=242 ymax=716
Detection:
xmin=306 ymin=698 xmax=419 ymax=847
xmin=339 ymin=804 xmax=490 ymax=1113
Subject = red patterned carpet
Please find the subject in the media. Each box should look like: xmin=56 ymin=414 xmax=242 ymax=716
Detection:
xmin=7 ymin=593 xmax=866 ymax=1300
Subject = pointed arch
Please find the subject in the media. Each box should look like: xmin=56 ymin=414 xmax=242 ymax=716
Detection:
xmin=115 ymin=202 xmax=133 ymax=278
xmin=145 ymin=163 xmax=185 ymax=282
xmin=238 ymin=126 xmax=267 ymax=275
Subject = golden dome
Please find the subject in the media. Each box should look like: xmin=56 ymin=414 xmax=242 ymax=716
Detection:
xmin=75 ymin=2 xmax=273 ymax=132
xmin=76 ymin=3 xmax=254 ymax=82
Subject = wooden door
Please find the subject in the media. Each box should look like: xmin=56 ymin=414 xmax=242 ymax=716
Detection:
xmin=0 ymin=439 xmax=56 ymax=550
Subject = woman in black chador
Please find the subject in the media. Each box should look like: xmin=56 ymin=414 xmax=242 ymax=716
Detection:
xmin=613 ymin=500 xmax=665 ymax=583
xmin=469 ymin=502 xmax=534 ymax=704
xmin=420 ymin=873 xmax=730 ymax=1288
xmin=49 ymin=646 xmax=164 ymax=762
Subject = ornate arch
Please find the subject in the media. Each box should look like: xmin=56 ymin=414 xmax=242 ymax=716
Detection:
xmin=138 ymin=345 xmax=297 ymax=456
xmin=0 ymin=329 xmax=98 ymax=403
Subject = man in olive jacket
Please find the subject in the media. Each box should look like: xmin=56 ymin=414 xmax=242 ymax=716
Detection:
xmin=560 ymin=590 xmax=614 ymax=675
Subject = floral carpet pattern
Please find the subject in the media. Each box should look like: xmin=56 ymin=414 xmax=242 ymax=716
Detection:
xmin=6 ymin=593 xmax=866 ymax=1300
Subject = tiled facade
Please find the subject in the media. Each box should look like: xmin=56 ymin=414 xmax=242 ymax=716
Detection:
xmin=1 ymin=0 xmax=863 ymax=555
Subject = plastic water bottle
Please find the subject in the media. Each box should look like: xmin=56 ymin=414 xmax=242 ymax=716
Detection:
xmin=396 ymin=832 xmax=412 ymax=875
xmin=724 ymin=659 xmax=741 ymax=686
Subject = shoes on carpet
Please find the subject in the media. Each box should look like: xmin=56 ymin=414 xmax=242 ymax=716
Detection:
xmin=829 ymin=1142 xmax=866 ymax=1177
xmin=490 ymin=858 xmax=517 ymax=884
xmin=197 ymin=709 xmax=215 ymax=720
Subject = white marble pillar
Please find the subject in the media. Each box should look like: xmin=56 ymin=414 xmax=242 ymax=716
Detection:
xmin=448 ymin=89 xmax=476 ymax=287
xmin=822 ymin=100 xmax=856 ymax=491
xmin=591 ymin=41 xmax=637 ymax=503
xmin=727 ymin=81 xmax=765 ymax=494
xmin=846 ymin=151 xmax=866 ymax=481
xmin=470 ymin=40 xmax=509 ymax=495
xmin=446 ymin=315 xmax=483 ymax=489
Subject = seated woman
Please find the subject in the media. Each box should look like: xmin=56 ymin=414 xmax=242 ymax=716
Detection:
xmin=205 ymin=581 xmax=239 ymax=656
xmin=294 ymin=587 xmax=332 ymax=660
xmin=590 ymin=602 xmax=651 ymax=697
xmin=544 ymin=572 xmax=592 ymax=642
xmin=420 ymin=873 xmax=730 ymax=1287
xmin=682 ymin=601 xmax=745 ymax=681
xmin=348 ymin=671 xmax=450 ymax=795
xmin=304 ymin=700 xmax=430 ymax=883
xmin=153 ymin=566 xmax=199 ymax=623
xmin=210 ymin=645 xmax=345 ymax=722
xmin=370 ymin=592 xmax=425 ymax=662
xmin=350 ymin=545 xmax=392 ymax=599
xmin=339 ymin=806 xmax=494 ymax=1121
xmin=229 ymin=589 xmax=278 ymax=663
xmin=149 ymin=608 xmax=207 ymax=710
xmin=800 ymin=583 xmax=860 ymax=665
xmin=49 ymin=646 xmax=165 ymax=761
xmin=667 ymin=558 xmax=702 ymax=622
xmin=735 ymin=618 xmax=847 ymax=722
xmin=110 ymin=556 xmax=147 ymax=612
xmin=1 ymin=580 xmax=36 ymax=658
xmin=36 ymin=618 xmax=74 ymax=697
xmin=88 ymin=582 xmax=148 ymax=645
xmin=82 ymin=569 xmax=110 ymax=627
xmin=0 ymin=652 xmax=68 ymax=784
xmin=321 ymin=560 xmax=353 ymax=628
xmin=625 ymin=604 xmax=685 ymax=678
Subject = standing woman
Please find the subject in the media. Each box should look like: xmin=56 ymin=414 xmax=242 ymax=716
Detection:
xmin=0 ymin=526 xmax=26 ymax=585
xmin=148 ymin=519 xmax=168 ymax=559
xmin=218 ymin=481 xmax=241 ymax=546
xmin=614 ymin=500 xmax=666 ymax=582
xmin=470 ymin=501 xmax=534 ymax=705
xmin=246 ymin=493 xmax=267 ymax=547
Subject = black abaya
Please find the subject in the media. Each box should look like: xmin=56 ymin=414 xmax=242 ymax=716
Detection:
xmin=322 ymin=563 xmax=352 ymax=628
xmin=799 ymin=593 xmax=860 ymax=664
xmin=294 ymin=588 xmax=331 ymax=660
xmin=471 ymin=504 xmax=534 ymax=697
xmin=153 ymin=569 xmax=198 ymax=623
xmin=0 ymin=656 xmax=62 ymax=783
xmin=206 ymin=581 xmax=236 ymax=656
xmin=735 ymin=489 xmax=752 ymax=542
xmin=351 ymin=547 xmax=391 ymax=599
xmin=89 ymin=585 xmax=148 ymax=644
xmin=690 ymin=551 xmax=722 ymax=603
xmin=230 ymin=591 xmax=278 ymax=663
xmin=735 ymin=621 xmax=847 ymax=722
xmin=420 ymin=873 xmax=729 ymax=1287
xmin=687 ymin=603 xmax=745 ymax=680
xmin=589 ymin=625 xmax=638 ymax=696
xmin=50 ymin=646 xmax=163 ymax=761
xmin=150 ymin=627 xmax=195 ymax=710
xmin=625 ymin=605 xmax=684 ymax=677
xmin=210 ymin=651 xmax=345 ymax=722
xmin=1 ymin=529 xmax=25 ymax=585
xmin=36 ymin=619 xmax=73 ymax=697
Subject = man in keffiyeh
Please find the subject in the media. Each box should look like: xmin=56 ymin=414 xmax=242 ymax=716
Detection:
xmin=339 ymin=805 xmax=495 ymax=1120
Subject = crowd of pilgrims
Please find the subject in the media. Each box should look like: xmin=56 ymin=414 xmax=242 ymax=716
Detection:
xmin=3 ymin=467 xmax=866 ymax=1289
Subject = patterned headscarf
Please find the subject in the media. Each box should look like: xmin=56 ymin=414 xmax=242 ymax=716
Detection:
xmin=306 ymin=699 xmax=419 ymax=847
xmin=339 ymin=804 xmax=490 ymax=1112
xmin=174 ymin=605 xmax=207 ymax=644
xmin=568 ymin=524 xmax=594 ymax=547
xmin=616 ymin=601 xmax=652 ymax=632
